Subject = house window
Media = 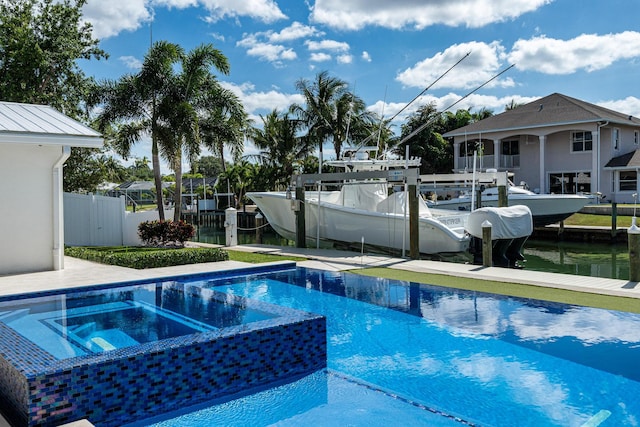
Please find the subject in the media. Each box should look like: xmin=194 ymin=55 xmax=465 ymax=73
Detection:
xmin=613 ymin=128 xmax=620 ymax=151
xmin=619 ymin=170 xmax=637 ymax=192
xmin=635 ymin=130 xmax=639 ymax=145
xmin=501 ymin=139 xmax=520 ymax=168
xmin=571 ymin=131 xmax=592 ymax=152
xmin=502 ymin=140 xmax=519 ymax=155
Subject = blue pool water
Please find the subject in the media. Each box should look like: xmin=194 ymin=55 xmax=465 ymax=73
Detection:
xmin=0 ymin=280 xmax=277 ymax=359
xmin=135 ymin=268 xmax=640 ymax=426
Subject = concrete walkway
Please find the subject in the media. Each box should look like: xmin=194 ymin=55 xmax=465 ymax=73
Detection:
xmin=0 ymin=244 xmax=639 ymax=300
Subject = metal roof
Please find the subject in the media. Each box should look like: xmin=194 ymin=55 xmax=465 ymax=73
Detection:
xmin=0 ymin=101 xmax=103 ymax=147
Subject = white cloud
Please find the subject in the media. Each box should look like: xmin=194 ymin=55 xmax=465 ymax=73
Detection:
xmin=369 ymin=93 xmax=540 ymax=131
xmin=311 ymin=0 xmax=551 ymax=30
xmin=237 ymin=23 xmax=325 ymax=65
xmin=83 ymin=0 xmax=286 ymax=39
xmin=509 ymin=31 xmax=640 ymax=74
xmin=337 ymin=54 xmax=352 ymax=64
xmin=83 ymin=0 xmax=151 ymax=39
xmin=119 ymin=56 xmax=143 ymax=70
xmin=310 ymin=52 xmax=332 ymax=62
xmin=397 ymin=41 xmax=514 ymax=90
xmin=268 ymin=22 xmax=323 ymax=42
xmin=209 ymin=32 xmax=226 ymax=42
xmin=237 ymin=34 xmax=297 ymax=62
xmin=597 ymin=96 xmax=640 ymax=120
xmin=153 ymin=0 xmax=199 ymax=8
xmin=199 ymin=0 xmax=286 ymax=23
xmin=361 ymin=51 xmax=372 ymax=62
xmin=220 ymin=81 xmax=305 ymax=117
xmin=305 ymin=39 xmax=350 ymax=52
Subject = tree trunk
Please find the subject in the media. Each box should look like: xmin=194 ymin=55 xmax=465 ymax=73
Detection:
xmin=152 ymin=138 xmax=165 ymax=221
xmin=173 ymin=151 xmax=183 ymax=222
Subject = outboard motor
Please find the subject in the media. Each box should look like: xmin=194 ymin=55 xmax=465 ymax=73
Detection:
xmin=465 ymin=205 xmax=533 ymax=268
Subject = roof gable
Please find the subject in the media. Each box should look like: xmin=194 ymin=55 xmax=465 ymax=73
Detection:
xmin=605 ymin=149 xmax=640 ymax=169
xmin=443 ymin=93 xmax=640 ymax=137
xmin=0 ymin=101 xmax=103 ymax=147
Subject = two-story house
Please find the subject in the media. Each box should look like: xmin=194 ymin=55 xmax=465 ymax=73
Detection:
xmin=442 ymin=93 xmax=640 ymax=203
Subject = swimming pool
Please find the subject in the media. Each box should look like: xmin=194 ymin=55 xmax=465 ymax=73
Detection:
xmin=0 ymin=265 xmax=326 ymax=427
xmin=137 ymin=267 xmax=640 ymax=426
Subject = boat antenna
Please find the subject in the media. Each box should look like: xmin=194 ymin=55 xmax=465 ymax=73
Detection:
xmin=376 ymin=85 xmax=388 ymax=160
xmin=393 ymin=63 xmax=516 ymax=148
xmin=344 ymin=80 xmax=355 ymax=153
xmin=355 ymin=51 xmax=472 ymax=152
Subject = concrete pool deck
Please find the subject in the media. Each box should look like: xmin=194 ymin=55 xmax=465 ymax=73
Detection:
xmin=0 ymin=243 xmax=639 ymax=299
xmin=0 ymin=243 xmax=639 ymax=427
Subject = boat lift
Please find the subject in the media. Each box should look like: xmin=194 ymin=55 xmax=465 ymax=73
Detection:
xmin=289 ymin=168 xmax=511 ymax=260
xmin=290 ymin=168 xmax=421 ymax=259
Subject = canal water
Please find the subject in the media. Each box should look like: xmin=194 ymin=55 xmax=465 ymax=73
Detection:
xmin=195 ymin=227 xmax=629 ymax=280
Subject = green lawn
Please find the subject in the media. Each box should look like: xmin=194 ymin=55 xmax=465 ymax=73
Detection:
xmin=563 ymin=212 xmax=635 ymax=227
xmin=226 ymin=250 xmax=306 ymax=263
xmin=354 ymin=267 xmax=640 ymax=314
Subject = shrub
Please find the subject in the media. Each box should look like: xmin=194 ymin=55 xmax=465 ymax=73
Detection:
xmin=138 ymin=220 xmax=195 ymax=247
xmin=65 ymin=246 xmax=229 ymax=269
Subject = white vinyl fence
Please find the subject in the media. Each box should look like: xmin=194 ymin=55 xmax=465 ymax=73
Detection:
xmin=64 ymin=193 xmax=174 ymax=246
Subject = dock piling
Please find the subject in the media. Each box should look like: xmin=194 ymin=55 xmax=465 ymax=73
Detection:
xmin=255 ymin=213 xmax=264 ymax=244
xmin=628 ymin=217 xmax=640 ymax=281
xmin=482 ymin=220 xmax=492 ymax=267
xmin=224 ymin=207 xmax=237 ymax=246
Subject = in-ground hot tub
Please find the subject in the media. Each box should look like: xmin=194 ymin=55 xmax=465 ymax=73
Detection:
xmin=0 ymin=264 xmax=326 ymax=427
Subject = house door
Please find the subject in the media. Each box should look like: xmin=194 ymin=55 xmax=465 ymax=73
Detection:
xmin=549 ymin=172 xmax=591 ymax=194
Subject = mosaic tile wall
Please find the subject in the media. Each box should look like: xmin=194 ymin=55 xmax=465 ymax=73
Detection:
xmin=0 ymin=265 xmax=327 ymax=427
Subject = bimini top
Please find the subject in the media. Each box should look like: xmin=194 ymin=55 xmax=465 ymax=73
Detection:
xmin=0 ymin=101 xmax=103 ymax=148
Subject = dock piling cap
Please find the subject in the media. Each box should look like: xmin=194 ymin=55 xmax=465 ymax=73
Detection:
xmin=629 ymin=217 xmax=640 ymax=234
xmin=482 ymin=220 xmax=492 ymax=228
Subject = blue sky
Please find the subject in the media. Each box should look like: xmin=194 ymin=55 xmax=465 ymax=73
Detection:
xmin=79 ymin=0 xmax=640 ymax=172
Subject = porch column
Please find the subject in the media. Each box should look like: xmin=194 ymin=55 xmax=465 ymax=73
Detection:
xmin=493 ymin=139 xmax=500 ymax=169
xmin=453 ymin=141 xmax=460 ymax=171
xmin=539 ymin=135 xmax=546 ymax=193
xmin=592 ymin=128 xmax=600 ymax=196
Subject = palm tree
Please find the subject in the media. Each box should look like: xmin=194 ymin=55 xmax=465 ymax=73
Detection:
xmin=292 ymin=70 xmax=376 ymax=161
xmin=393 ymin=103 xmax=452 ymax=174
xmin=93 ymin=41 xmax=184 ymax=220
xmin=249 ymin=109 xmax=312 ymax=189
xmin=217 ymin=160 xmax=259 ymax=206
xmin=505 ymin=99 xmax=522 ymax=110
xmin=160 ymin=43 xmax=241 ymax=221
xmin=199 ymin=85 xmax=248 ymax=175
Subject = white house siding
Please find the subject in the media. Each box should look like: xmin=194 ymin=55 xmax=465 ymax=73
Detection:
xmin=0 ymin=144 xmax=61 ymax=274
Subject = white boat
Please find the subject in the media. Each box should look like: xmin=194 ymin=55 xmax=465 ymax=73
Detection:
xmin=249 ymin=182 xmax=472 ymax=255
xmin=247 ymin=157 xmax=533 ymax=261
xmin=427 ymin=183 xmax=591 ymax=227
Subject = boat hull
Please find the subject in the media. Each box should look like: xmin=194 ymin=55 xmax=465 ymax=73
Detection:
xmin=430 ymin=194 xmax=590 ymax=227
xmin=248 ymin=192 xmax=470 ymax=254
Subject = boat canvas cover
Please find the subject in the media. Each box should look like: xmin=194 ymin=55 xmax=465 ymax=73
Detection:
xmin=375 ymin=191 xmax=432 ymax=218
xmin=340 ymin=183 xmax=387 ymax=210
xmin=465 ymin=205 xmax=533 ymax=239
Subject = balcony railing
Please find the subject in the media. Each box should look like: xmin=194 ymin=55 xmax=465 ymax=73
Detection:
xmin=500 ymin=154 xmax=520 ymax=169
xmin=456 ymin=155 xmax=495 ymax=171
